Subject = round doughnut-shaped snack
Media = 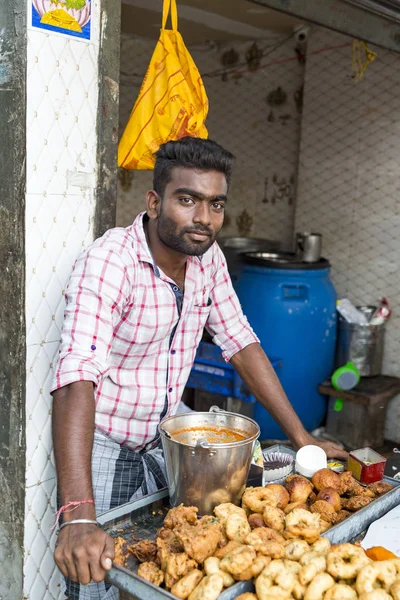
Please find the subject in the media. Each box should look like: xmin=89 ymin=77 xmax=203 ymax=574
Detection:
xmin=247 ymin=526 xmax=285 ymax=545
xmin=327 ymin=543 xmax=370 ymax=580
xmin=356 ymin=560 xmax=398 ymax=595
xmin=242 ymin=486 xmax=284 ymax=514
xmin=246 ymin=529 xmax=285 ymax=558
xmin=284 ymin=508 xmax=321 ymax=544
xmin=264 ymin=484 xmax=290 ymax=510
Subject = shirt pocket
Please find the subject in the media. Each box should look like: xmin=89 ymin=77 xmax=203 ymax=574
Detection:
xmin=187 ymin=301 xmax=213 ymax=339
xmin=193 ymin=282 xmax=213 ymax=309
xmin=193 ymin=296 xmax=213 ymax=309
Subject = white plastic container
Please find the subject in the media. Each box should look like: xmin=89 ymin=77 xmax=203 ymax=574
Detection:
xmin=295 ymin=445 xmax=327 ymax=478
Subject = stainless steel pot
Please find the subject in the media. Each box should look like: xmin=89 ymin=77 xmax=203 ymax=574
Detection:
xmin=159 ymin=407 xmax=260 ymax=515
xmin=218 ymin=237 xmax=281 ymax=279
xmin=295 ymin=232 xmax=322 ymax=263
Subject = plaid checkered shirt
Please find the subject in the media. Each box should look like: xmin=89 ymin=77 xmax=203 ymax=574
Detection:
xmin=51 ymin=212 xmax=259 ymax=451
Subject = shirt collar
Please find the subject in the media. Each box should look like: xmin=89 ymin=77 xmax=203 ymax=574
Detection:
xmin=130 ymin=212 xmax=154 ymax=265
xmin=130 ymin=212 xmax=164 ymax=278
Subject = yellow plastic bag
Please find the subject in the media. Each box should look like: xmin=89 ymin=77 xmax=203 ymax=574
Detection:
xmin=118 ymin=0 xmax=209 ymax=170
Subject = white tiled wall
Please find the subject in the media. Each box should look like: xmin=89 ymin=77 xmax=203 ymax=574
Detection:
xmin=24 ymin=2 xmax=101 ymax=597
xmin=117 ymin=33 xmax=304 ymax=248
xmin=295 ymin=27 xmax=400 ymax=441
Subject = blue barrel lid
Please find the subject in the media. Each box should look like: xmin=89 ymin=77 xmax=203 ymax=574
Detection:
xmin=244 ymin=252 xmax=331 ymax=270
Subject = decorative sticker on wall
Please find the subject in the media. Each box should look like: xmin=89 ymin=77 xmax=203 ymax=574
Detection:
xmin=31 ymin=0 xmax=91 ymax=40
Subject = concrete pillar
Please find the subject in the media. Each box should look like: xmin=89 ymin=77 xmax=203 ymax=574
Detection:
xmin=0 ymin=0 xmax=27 ymax=596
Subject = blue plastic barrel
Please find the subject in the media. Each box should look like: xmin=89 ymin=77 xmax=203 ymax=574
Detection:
xmin=235 ymin=254 xmax=337 ymax=440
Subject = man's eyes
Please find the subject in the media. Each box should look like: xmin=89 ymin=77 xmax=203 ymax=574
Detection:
xmin=179 ymin=197 xmax=225 ymax=210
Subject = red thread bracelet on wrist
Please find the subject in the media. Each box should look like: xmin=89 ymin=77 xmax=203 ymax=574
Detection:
xmin=52 ymin=499 xmax=95 ymax=530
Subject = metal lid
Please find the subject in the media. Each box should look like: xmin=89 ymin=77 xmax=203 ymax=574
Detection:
xmin=244 ymin=251 xmax=331 ymax=270
xmin=219 ymin=236 xmax=280 ymax=251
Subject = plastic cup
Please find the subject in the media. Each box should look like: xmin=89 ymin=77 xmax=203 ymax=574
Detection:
xmin=295 ymin=445 xmax=327 ymax=478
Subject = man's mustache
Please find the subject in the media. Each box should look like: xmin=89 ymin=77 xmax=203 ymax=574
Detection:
xmin=184 ymin=227 xmax=212 ymax=236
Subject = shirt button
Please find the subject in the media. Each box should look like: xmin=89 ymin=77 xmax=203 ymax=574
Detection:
xmin=171 ymin=349 xmax=176 ymax=355
xmin=168 ymin=387 xmax=173 ymax=393
xmin=173 ymin=286 xmax=179 ymax=292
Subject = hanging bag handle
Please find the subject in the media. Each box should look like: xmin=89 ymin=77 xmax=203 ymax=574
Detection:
xmin=162 ymin=0 xmax=178 ymax=31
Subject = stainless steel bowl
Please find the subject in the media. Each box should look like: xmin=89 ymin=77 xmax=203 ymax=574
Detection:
xmin=219 ymin=236 xmax=281 ymax=251
xmin=245 ymin=251 xmax=297 ymax=263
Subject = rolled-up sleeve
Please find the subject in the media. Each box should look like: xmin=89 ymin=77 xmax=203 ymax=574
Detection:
xmin=51 ymin=245 xmax=129 ymax=393
xmin=206 ymin=245 xmax=259 ymax=362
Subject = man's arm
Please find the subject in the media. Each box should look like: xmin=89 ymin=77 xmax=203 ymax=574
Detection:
xmin=50 ymin=243 xmax=131 ymax=583
xmin=230 ymin=343 xmax=348 ymax=459
xmin=207 ymin=245 xmax=347 ymax=457
xmin=52 ymin=381 xmax=114 ymax=584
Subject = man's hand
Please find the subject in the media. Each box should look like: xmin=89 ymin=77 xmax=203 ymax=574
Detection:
xmin=299 ymin=434 xmax=349 ymax=460
xmin=55 ymin=524 xmax=114 ymax=584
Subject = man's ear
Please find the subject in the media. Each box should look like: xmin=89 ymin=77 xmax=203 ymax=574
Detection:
xmin=146 ymin=190 xmax=161 ymax=220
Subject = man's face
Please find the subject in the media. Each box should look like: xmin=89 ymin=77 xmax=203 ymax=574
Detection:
xmin=153 ymin=167 xmax=228 ymax=256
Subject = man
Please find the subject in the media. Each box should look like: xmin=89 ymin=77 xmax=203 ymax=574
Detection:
xmin=52 ymin=137 xmax=346 ymax=599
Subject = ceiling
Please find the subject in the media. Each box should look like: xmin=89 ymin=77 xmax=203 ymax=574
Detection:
xmin=121 ymin=0 xmax=303 ymax=44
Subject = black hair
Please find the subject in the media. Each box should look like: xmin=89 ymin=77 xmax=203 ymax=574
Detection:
xmin=153 ymin=136 xmax=235 ymax=198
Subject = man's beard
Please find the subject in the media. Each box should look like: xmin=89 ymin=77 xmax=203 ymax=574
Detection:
xmin=157 ymin=209 xmax=216 ymax=256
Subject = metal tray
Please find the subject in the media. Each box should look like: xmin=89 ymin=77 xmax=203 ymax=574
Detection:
xmin=99 ymin=445 xmax=400 ymax=598
xmin=264 ymin=444 xmax=400 ymax=545
xmin=99 ymin=489 xmax=254 ymax=599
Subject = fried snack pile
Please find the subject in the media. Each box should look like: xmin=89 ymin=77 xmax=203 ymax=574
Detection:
xmin=112 ymin=471 xmax=394 ymax=599
xmin=277 ymin=469 xmax=393 ymax=532
xmin=240 ymin=470 xmax=392 ymax=538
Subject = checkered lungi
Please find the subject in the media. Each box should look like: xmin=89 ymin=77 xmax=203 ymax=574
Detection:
xmin=62 ymin=429 xmax=167 ymax=600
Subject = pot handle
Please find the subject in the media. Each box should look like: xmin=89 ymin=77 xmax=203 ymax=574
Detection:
xmin=195 ymin=438 xmax=210 ymax=449
xmin=159 ymin=428 xmax=172 ymax=439
xmin=209 ymin=405 xmax=225 ymax=414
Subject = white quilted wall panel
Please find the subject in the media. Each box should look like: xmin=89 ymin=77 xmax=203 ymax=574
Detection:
xmin=117 ymin=34 xmax=305 ymax=248
xmin=295 ymin=27 xmax=400 ymax=441
xmin=24 ymin=1 xmax=101 ymax=597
